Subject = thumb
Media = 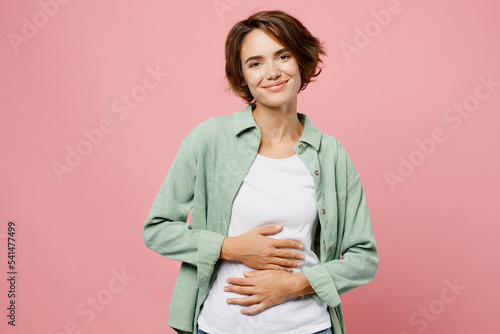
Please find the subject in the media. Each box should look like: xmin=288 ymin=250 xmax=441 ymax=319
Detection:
xmin=256 ymin=224 xmax=283 ymax=236
xmin=243 ymin=270 xmax=264 ymax=277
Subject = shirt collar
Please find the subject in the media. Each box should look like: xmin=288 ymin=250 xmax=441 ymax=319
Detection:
xmin=233 ymin=103 xmax=321 ymax=151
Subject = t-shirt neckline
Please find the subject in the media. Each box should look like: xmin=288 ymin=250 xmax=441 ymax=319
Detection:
xmin=256 ymin=153 xmax=298 ymax=161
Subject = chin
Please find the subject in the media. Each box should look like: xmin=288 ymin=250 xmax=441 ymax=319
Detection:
xmin=259 ymin=96 xmax=296 ymax=108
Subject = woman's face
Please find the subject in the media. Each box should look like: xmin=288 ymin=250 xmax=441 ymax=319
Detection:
xmin=240 ymin=29 xmax=301 ymax=108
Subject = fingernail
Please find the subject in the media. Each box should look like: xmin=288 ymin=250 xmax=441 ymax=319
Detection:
xmin=299 ymin=244 xmax=303 ymax=249
xmin=301 ymin=254 xmax=305 ymax=260
xmin=275 ymin=224 xmax=281 ymax=229
xmin=227 ymin=299 xmax=232 ymax=304
xmin=296 ymin=262 xmax=301 ymax=267
xmin=224 ymin=287 xmax=228 ymax=292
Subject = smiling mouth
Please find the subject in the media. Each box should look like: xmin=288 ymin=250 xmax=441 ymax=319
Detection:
xmin=263 ymin=80 xmax=288 ymax=91
xmin=263 ymin=80 xmax=288 ymax=88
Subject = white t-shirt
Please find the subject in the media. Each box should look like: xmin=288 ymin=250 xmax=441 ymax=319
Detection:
xmin=197 ymin=153 xmax=332 ymax=334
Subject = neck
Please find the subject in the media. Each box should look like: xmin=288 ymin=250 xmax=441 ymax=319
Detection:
xmin=252 ymin=100 xmax=304 ymax=146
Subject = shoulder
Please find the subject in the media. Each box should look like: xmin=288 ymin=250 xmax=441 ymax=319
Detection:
xmin=181 ymin=113 xmax=233 ymax=151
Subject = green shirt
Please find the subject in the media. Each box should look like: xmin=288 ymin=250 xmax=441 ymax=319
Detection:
xmin=142 ymin=103 xmax=379 ymax=334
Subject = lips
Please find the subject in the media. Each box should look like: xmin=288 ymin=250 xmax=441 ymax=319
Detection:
xmin=263 ymin=80 xmax=288 ymax=88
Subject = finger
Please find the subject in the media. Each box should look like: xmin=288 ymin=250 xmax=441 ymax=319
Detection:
xmin=275 ymin=249 xmax=306 ymax=260
xmin=256 ymin=224 xmax=282 ymax=236
xmin=224 ymin=285 xmax=254 ymax=295
xmin=273 ymin=238 xmax=303 ymax=250
xmin=226 ymin=277 xmax=254 ymax=286
xmin=242 ymin=270 xmax=259 ymax=277
xmin=269 ymin=254 xmax=303 ymax=268
xmin=272 ymin=258 xmax=302 ymax=268
xmin=241 ymin=303 xmax=267 ymax=315
xmin=227 ymin=295 xmax=260 ymax=307
xmin=262 ymin=264 xmax=294 ymax=272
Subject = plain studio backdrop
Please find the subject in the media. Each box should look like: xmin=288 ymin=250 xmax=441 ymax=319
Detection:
xmin=1 ymin=0 xmax=499 ymax=333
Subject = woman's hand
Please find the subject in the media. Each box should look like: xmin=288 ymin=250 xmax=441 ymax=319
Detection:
xmin=224 ymin=270 xmax=314 ymax=314
xmin=220 ymin=224 xmax=305 ymax=272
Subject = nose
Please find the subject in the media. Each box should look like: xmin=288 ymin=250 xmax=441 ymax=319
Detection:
xmin=265 ymin=61 xmax=281 ymax=80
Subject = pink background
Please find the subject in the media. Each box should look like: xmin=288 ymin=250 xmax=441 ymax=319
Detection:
xmin=1 ymin=0 xmax=499 ymax=333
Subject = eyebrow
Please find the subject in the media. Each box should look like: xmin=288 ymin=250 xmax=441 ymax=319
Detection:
xmin=243 ymin=48 xmax=288 ymax=65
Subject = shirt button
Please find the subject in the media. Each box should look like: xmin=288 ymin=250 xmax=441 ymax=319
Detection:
xmin=299 ymin=144 xmax=304 ymax=149
xmin=321 ymin=209 xmax=325 ymax=214
xmin=328 ymin=247 xmax=333 ymax=252
xmin=315 ymin=170 xmax=319 ymax=175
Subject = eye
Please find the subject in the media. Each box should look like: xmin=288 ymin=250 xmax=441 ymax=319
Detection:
xmin=249 ymin=62 xmax=260 ymax=68
xmin=278 ymin=54 xmax=291 ymax=60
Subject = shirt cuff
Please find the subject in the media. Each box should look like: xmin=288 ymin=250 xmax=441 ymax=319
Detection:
xmin=301 ymin=264 xmax=341 ymax=308
xmin=196 ymin=229 xmax=225 ymax=288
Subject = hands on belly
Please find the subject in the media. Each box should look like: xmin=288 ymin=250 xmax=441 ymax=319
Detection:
xmin=219 ymin=224 xmax=314 ymax=314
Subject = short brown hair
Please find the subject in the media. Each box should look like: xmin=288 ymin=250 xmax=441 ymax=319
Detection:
xmin=224 ymin=10 xmax=327 ymax=104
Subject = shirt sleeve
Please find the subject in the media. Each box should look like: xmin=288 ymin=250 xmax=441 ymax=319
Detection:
xmin=301 ymin=147 xmax=379 ymax=308
xmin=142 ymin=127 xmax=225 ymax=288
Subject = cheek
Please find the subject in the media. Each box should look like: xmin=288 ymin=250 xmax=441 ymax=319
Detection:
xmin=291 ymin=72 xmax=302 ymax=92
xmin=244 ymin=73 xmax=261 ymax=91
xmin=294 ymin=69 xmax=302 ymax=89
xmin=297 ymin=77 xmax=302 ymax=91
xmin=284 ymin=63 xmax=301 ymax=83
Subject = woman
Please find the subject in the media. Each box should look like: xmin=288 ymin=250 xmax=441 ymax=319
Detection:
xmin=143 ymin=10 xmax=379 ymax=334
